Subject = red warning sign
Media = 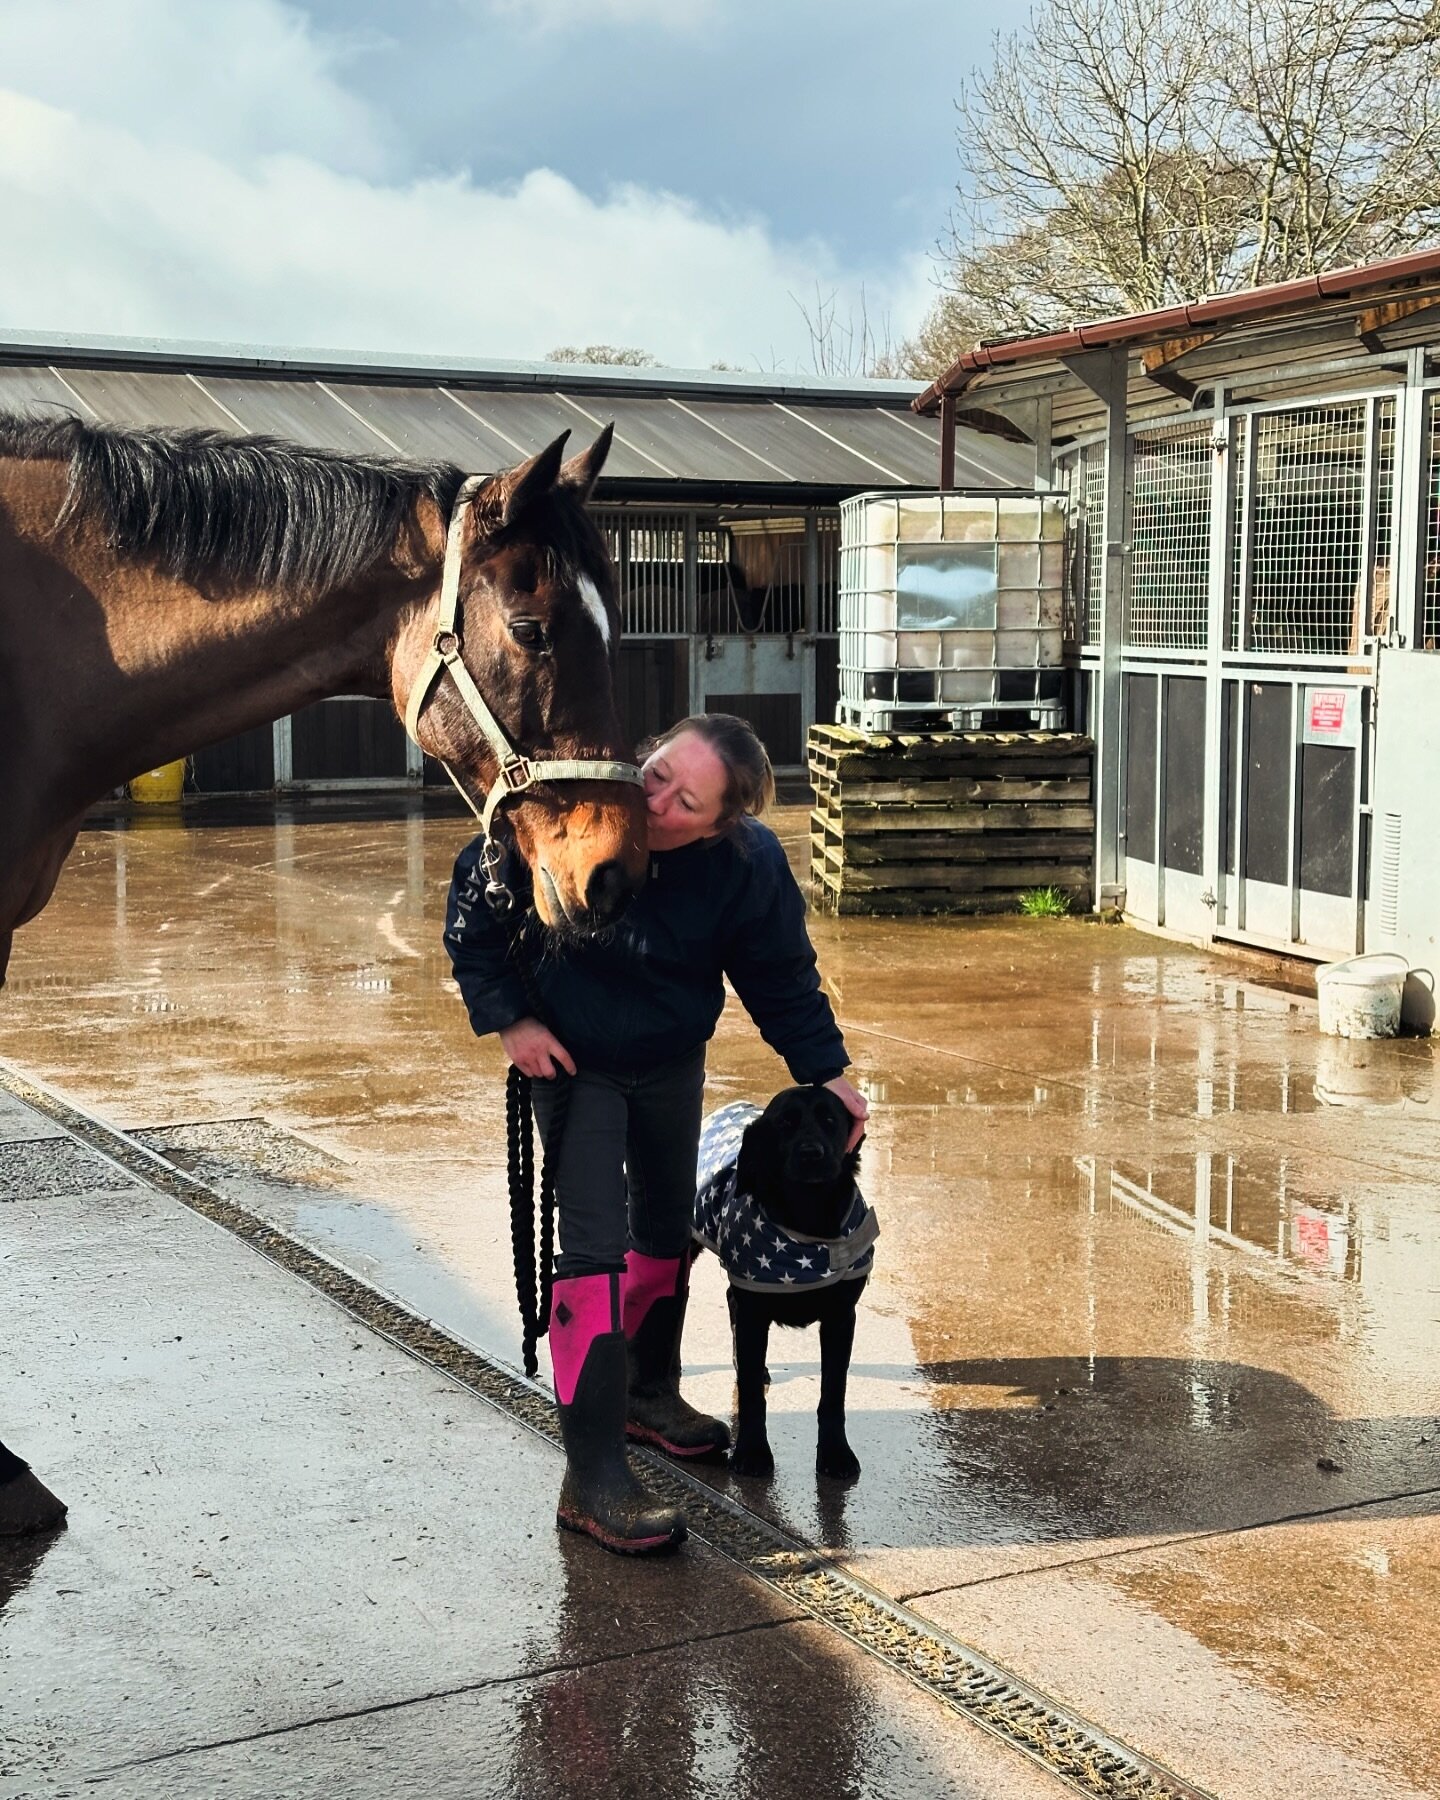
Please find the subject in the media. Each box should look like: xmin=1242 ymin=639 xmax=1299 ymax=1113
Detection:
xmin=1307 ymin=690 xmax=1347 ymax=736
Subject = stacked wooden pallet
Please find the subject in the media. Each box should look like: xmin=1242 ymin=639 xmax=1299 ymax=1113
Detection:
xmin=808 ymin=724 xmax=1095 ymax=916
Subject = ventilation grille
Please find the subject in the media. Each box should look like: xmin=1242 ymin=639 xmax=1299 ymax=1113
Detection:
xmin=1377 ymin=811 xmax=1402 ymax=938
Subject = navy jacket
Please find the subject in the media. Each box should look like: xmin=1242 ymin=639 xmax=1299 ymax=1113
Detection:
xmin=444 ymin=819 xmax=848 ymax=1084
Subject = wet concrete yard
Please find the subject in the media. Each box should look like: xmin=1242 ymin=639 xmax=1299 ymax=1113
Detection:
xmin=3 ymin=799 xmax=1439 ymax=1796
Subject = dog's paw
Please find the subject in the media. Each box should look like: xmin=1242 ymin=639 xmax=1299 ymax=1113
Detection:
xmin=729 ymin=1441 xmax=775 ymax=1480
xmin=816 ymin=1443 xmax=861 ymax=1482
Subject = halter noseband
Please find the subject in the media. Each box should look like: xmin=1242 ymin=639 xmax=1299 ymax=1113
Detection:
xmin=402 ymin=474 xmax=645 ymax=897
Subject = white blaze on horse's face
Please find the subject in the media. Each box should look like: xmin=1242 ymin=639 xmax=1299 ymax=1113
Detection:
xmin=577 ymin=574 xmax=611 ymax=650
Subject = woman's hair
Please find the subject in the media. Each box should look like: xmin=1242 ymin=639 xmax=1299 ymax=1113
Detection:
xmin=640 ymin=712 xmax=775 ymax=831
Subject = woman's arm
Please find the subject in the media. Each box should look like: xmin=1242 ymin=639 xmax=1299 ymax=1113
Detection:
xmin=720 ymin=833 xmax=849 ymax=1087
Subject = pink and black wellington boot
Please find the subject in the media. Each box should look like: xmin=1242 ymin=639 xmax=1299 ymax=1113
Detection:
xmin=622 ymin=1252 xmax=730 ymax=1462
xmin=550 ymin=1271 xmax=687 ymax=1556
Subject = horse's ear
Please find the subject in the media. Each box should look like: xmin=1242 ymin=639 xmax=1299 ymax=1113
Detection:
xmin=560 ymin=424 xmax=614 ymax=503
xmin=497 ymin=431 xmax=570 ymax=528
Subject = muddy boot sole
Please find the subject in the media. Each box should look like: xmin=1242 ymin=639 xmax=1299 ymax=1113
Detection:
xmin=0 ymin=1470 xmax=68 ymax=1537
xmin=556 ymin=1504 xmax=687 ymax=1556
xmin=625 ymin=1419 xmax=730 ymax=1463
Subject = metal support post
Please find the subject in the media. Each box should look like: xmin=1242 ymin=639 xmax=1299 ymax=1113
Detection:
xmin=1393 ymin=346 xmax=1429 ymax=647
xmin=1062 ymin=347 xmax=1130 ymax=909
xmin=939 ymin=394 xmax=956 ymax=490
xmin=1201 ymin=387 xmax=1232 ymax=937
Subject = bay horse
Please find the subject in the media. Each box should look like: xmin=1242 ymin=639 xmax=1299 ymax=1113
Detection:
xmin=0 ymin=411 xmax=648 ymax=1534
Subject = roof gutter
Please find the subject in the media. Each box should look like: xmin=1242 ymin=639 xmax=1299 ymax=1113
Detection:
xmin=912 ymin=244 xmax=1440 ymax=415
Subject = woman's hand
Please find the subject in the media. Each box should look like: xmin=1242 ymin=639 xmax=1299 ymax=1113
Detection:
xmin=823 ymin=1075 xmax=869 ymax=1152
xmin=499 ymin=1016 xmax=577 ymax=1080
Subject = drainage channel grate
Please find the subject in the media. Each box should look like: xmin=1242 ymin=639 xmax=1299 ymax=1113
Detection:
xmin=0 ymin=1062 xmax=1211 ymax=1800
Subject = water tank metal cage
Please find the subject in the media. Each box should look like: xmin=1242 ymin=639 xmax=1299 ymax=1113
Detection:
xmin=837 ymin=490 xmax=1068 ymax=732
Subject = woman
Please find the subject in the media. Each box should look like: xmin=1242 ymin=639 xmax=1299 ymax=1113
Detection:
xmin=444 ymin=713 xmax=866 ymax=1555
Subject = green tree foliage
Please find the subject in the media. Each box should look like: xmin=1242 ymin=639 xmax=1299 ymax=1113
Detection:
xmin=545 ymin=345 xmax=661 ymax=367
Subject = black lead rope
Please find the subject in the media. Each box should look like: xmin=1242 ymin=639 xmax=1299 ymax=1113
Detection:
xmin=505 ymin=1060 xmax=569 ymax=1377
xmin=492 ymin=838 xmax=569 ymax=1378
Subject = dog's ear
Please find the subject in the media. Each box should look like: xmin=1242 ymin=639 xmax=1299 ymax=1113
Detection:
xmin=735 ymin=1115 xmax=778 ymax=1204
xmin=842 ymin=1142 xmax=863 ymax=1183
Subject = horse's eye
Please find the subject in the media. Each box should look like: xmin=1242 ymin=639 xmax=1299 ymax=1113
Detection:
xmin=510 ymin=619 xmax=548 ymax=652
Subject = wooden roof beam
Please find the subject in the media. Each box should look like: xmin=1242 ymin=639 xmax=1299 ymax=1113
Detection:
xmin=1139 ymin=332 xmax=1218 ymax=399
xmin=1356 ymin=294 xmax=1440 ymax=351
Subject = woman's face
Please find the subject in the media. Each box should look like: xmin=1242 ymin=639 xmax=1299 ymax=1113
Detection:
xmin=642 ymin=731 xmax=730 ymax=851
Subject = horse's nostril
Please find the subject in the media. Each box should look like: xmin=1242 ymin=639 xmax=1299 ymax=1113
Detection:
xmin=585 ymin=858 xmax=635 ymax=926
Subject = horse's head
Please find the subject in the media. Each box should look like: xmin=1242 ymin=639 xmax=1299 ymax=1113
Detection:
xmin=397 ymin=428 xmax=647 ymax=932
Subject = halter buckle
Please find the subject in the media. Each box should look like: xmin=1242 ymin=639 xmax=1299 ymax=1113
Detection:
xmin=433 ymin=629 xmax=460 ymax=658
xmin=498 ymin=755 xmax=534 ymax=794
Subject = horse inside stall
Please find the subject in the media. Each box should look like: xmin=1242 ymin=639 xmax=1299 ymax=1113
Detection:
xmin=0 ymin=413 xmax=648 ymax=1533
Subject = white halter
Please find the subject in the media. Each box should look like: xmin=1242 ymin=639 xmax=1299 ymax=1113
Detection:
xmin=402 ymin=474 xmax=644 ymax=840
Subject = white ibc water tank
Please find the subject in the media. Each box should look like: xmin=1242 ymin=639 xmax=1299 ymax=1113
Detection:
xmin=837 ymin=490 xmax=1068 ymax=732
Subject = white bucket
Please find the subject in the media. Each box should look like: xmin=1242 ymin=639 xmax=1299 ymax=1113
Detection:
xmin=1315 ymin=952 xmax=1408 ymax=1039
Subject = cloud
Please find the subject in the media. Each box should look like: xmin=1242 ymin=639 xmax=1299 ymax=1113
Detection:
xmin=0 ymin=0 xmax=928 ymax=369
xmin=0 ymin=0 xmax=390 ymax=177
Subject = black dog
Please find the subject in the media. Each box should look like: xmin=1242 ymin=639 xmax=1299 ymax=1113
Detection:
xmin=693 ymin=1086 xmax=876 ymax=1482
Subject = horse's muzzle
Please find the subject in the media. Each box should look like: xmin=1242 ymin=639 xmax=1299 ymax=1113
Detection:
xmin=537 ymin=858 xmax=639 ymax=933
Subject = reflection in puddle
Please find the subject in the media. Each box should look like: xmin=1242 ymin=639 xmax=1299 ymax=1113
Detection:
xmin=1313 ymin=1039 xmax=1436 ymax=1114
xmin=1084 ymin=1153 xmax=1363 ymax=1283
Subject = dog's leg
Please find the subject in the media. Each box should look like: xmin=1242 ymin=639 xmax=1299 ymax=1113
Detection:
xmin=816 ymin=1306 xmax=860 ymax=1481
xmin=728 ymin=1292 xmax=775 ymax=1479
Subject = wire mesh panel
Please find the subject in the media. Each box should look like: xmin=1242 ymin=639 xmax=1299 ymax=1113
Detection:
xmin=1372 ymin=397 xmax=1397 ymax=644
xmin=1127 ymin=422 xmax=1213 ymax=650
xmin=1424 ymin=396 xmax=1440 ymax=650
xmin=1083 ymin=445 xmax=1104 ymax=645
xmin=1227 ymin=415 xmax=1249 ymax=650
xmin=1238 ymin=403 xmax=1374 ymax=656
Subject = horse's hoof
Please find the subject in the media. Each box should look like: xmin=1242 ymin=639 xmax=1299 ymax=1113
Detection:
xmin=0 ymin=1470 xmax=69 ymax=1537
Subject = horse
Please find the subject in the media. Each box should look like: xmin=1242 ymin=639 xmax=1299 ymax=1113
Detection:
xmin=0 ymin=411 xmax=649 ymax=1534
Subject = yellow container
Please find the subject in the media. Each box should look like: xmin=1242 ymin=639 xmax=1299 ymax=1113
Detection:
xmin=128 ymin=759 xmax=187 ymax=805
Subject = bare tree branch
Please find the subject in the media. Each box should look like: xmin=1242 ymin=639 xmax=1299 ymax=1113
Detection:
xmin=904 ymin=0 xmax=1440 ymax=375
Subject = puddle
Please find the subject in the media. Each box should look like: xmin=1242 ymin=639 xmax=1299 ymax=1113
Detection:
xmin=1079 ymin=1151 xmax=1440 ymax=1290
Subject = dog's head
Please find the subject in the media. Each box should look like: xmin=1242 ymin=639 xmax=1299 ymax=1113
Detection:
xmin=735 ymin=1085 xmax=861 ymax=1232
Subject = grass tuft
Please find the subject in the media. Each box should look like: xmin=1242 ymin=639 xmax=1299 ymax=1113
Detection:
xmin=1018 ymin=886 xmax=1072 ymax=918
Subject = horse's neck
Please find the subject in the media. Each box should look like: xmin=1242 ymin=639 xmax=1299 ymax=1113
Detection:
xmin=2 ymin=465 xmax=431 ymax=800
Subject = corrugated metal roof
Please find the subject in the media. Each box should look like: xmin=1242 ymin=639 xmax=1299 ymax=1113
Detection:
xmin=0 ymin=331 xmax=1030 ymax=492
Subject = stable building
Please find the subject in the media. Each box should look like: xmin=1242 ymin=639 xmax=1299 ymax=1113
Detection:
xmin=0 ymin=331 xmax=1029 ymax=783
xmin=914 ymin=249 xmax=1440 ymax=1018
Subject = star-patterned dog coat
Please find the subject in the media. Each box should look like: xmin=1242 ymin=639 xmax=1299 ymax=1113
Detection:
xmin=692 ymin=1101 xmax=879 ymax=1293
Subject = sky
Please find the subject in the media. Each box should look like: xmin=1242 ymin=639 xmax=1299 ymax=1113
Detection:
xmin=0 ymin=0 xmax=1029 ymax=372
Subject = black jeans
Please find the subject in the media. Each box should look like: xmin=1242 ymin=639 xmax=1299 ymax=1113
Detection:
xmin=529 ymin=1047 xmax=707 ymax=1280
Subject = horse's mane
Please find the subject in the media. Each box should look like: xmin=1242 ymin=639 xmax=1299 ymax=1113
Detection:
xmin=0 ymin=411 xmax=472 ymax=598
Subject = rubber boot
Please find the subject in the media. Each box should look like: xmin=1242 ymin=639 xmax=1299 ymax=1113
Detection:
xmin=551 ymin=1272 xmax=687 ymax=1556
xmin=623 ymin=1252 xmax=730 ymax=1461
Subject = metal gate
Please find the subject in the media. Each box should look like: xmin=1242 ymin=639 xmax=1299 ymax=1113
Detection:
xmin=596 ymin=508 xmax=838 ymax=771
xmin=1066 ymin=394 xmax=1393 ymax=958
